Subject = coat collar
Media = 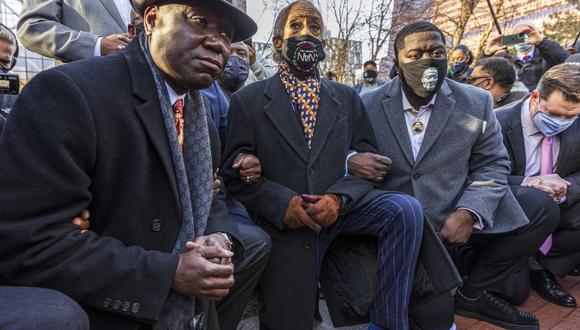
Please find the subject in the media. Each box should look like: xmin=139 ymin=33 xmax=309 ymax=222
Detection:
xmin=382 ymin=78 xmax=457 ymax=166
xmin=262 ymin=75 xmax=341 ymax=165
xmin=98 ymin=0 xmax=127 ymax=31
xmin=382 ymin=77 xmax=415 ymax=166
xmin=125 ymin=40 xmax=180 ymax=205
xmin=501 ymin=97 xmax=528 ymax=175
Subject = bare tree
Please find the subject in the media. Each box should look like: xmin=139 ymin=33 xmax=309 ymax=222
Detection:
xmin=473 ymin=0 xmax=505 ymax=62
xmin=452 ymin=0 xmax=479 ymax=47
xmin=364 ymin=0 xmax=416 ymax=61
xmin=325 ymin=0 xmax=364 ymax=83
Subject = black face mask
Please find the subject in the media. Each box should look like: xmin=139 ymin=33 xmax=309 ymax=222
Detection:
xmin=283 ymin=35 xmax=326 ymax=74
xmin=397 ymin=58 xmax=447 ymax=99
xmin=219 ymin=55 xmax=249 ymax=91
xmin=363 ymin=70 xmax=378 ymax=82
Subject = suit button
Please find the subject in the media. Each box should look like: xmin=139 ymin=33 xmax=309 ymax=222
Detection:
xmin=132 ymin=303 xmax=141 ymax=314
xmin=112 ymin=299 xmax=122 ymax=310
xmin=412 ymin=173 xmax=420 ymax=179
xmin=122 ymin=301 xmax=131 ymax=312
xmin=151 ymin=219 xmax=162 ymax=232
xmin=103 ymin=298 xmax=112 ymax=308
xmin=308 ymin=168 xmax=315 ymax=176
xmin=303 ymin=242 xmax=310 ymax=249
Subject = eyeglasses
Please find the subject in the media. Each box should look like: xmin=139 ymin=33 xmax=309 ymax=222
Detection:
xmin=466 ymin=76 xmax=492 ymax=84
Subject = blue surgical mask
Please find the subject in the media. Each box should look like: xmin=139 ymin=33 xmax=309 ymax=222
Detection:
xmin=533 ymin=107 xmax=578 ymax=137
xmin=450 ymin=61 xmax=467 ymax=75
xmin=514 ymin=43 xmax=532 ymax=53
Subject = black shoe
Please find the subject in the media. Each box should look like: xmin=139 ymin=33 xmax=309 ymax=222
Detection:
xmin=569 ymin=265 xmax=580 ymax=276
xmin=531 ymin=270 xmax=577 ymax=307
xmin=455 ymin=289 xmax=539 ymax=330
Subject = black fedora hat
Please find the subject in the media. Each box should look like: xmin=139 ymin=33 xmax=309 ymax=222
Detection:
xmin=131 ymin=0 xmax=257 ymax=42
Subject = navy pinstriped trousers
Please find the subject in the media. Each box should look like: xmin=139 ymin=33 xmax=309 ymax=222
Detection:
xmin=318 ymin=194 xmax=424 ymax=330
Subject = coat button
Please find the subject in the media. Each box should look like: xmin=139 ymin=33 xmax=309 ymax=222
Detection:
xmin=303 ymin=242 xmax=310 ymax=249
xmin=412 ymin=173 xmax=420 ymax=179
xmin=132 ymin=303 xmax=141 ymax=314
xmin=308 ymin=168 xmax=315 ymax=176
xmin=112 ymin=299 xmax=122 ymax=310
xmin=103 ymin=298 xmax=112 ymax=308
xmin=122 ymin=301 xmax=131 ymax=312
xmin=151 ymin=219 xmax=162 ymax=232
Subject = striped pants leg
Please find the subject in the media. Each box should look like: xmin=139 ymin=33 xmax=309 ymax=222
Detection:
xmin=318 ymin=194 xmax=424 ymax=330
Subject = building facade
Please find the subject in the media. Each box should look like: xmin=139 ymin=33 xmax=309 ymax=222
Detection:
xmin=431 ymin=0 xmax=578 ymax=55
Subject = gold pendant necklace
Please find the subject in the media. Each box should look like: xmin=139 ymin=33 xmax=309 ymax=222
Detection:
xmin=409 ymin=109 xmax=426 ymax=135
xmin=411 ymin=118 xmax=425 ymax=135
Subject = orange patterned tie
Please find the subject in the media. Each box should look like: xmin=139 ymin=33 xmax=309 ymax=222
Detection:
xmin=173 ymin=99 xmax=184 ymax=152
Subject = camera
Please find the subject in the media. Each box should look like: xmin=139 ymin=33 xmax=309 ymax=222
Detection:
xmin=500 ymin=33 xmax=528 ymax=46
xmin=0 ymin=73 xmax=19 ymax=95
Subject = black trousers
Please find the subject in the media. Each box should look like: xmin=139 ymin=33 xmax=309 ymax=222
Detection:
xmin=215 ymin=198 xmax=271 ymax=330
xmin=458 ymin=185 xmax=558 ymax=305
xmin=0 ymin=286 xmax=89 ymax=330
xmin=536 ymin=198 xmax=580 ymax=277
xmin=409 ymin=291 xmax=454 ymax=330
xmin=412 ymin=185 xmax=559 ymax=330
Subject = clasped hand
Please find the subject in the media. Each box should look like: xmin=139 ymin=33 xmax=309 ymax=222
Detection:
xmin=283 ymin=194 xmax=341 ymax=231
xmin=522 ymin=174 xmax=571 ymax=199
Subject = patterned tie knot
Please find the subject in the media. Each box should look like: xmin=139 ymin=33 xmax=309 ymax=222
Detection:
xmin=523 ymin=55 xmax=531 ymax=64
xmin=173 ymin=99 xmax=184 ymax=115
xmin=173 ymin=99 xmax=185 ymax=151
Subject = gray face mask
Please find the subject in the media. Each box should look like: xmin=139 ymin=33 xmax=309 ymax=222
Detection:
xmin=219 ymin=55 xmax=249 ymax=91
xmin=398 ymin=58 xmax=447 ymax=99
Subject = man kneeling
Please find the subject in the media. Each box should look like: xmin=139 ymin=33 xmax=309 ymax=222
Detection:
xmin=221 ymin=2 xmax=423 ymax=329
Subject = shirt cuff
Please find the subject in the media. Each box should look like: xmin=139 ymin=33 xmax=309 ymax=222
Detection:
xmin=458 ymin=207 xmax=484 ymax=230
xmin=93 ymin=37 xmax=103 ymax=57
xmin=345 ymin=151 xmax=358 ymax=176
xmin=558 ymin=195 xmax=567 ymax=204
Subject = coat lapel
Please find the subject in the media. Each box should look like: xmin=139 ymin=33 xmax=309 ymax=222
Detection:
xmin=556 ymin=120 xmax=580 ymax=172
xmin=382 ymin=79 xmax=415 ymax=166
xmin=263 ymin=76 xmax=309 ymax=163
xmin=99 ymin=0 xmax=127 ymax=31
xmin=125 ymin=41 xmax=180 ymax=205
xmin=504 ymin=101 xmax=527 ymax=175
xmin=308 ymin=80 xmax=339 ymax=167
xmin=414 ymin=81 xmax=456 ymax=165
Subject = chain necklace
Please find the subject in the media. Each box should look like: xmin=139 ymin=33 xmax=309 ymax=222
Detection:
xmin=408 ymin=108 xmax=427 ymax=135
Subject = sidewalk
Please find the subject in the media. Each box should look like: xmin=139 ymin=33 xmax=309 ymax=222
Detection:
xmin=238 ymin=276 xmax=580 ymax=329
xmin=457 ymin=276 xmax=580 ymax=329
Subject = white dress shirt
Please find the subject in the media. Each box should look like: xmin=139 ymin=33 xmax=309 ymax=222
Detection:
xmin=165 ymin=82 xmax=186 ymax=107
xmin=521 ymin=98 xmax=560 ymax=177
xmin=516 ymin=47 xmax=535 ymax=62
xmin=93 ymin=0 xmax=133 ymax=56
xmin=401 ymin=90 xmax=483 ymax=229
xmin=401 ymin=91 xmax=436 ymax=160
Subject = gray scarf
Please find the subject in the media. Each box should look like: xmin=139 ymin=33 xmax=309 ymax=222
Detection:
xmin=139 ymin=33 xmax=213 ymax=330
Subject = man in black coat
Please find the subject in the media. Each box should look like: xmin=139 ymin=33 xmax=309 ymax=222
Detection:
xmin=0 ymin=1 xmax=267 ymax=329
xmin=496 ymin=63 xmax=580 ymax=308
xmin=221 ymin=2 xmax=423 ymax=330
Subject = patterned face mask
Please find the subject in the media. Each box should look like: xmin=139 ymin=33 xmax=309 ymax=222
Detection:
xmin=283 ymin=35 xmax=326 ymax=74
